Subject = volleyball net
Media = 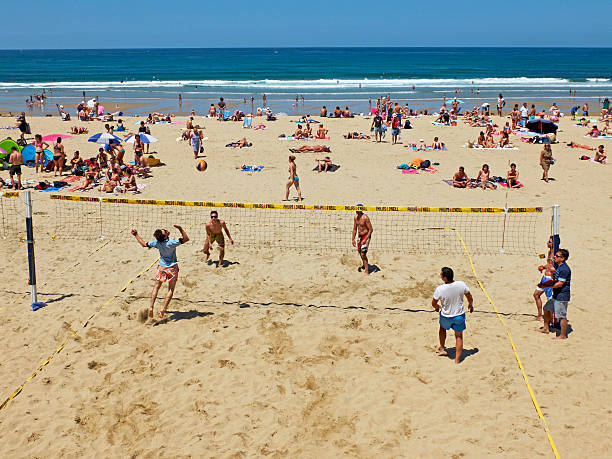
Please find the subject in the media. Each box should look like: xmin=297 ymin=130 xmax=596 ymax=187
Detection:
xmin=0 ymin=194 xmax=544 ymax=255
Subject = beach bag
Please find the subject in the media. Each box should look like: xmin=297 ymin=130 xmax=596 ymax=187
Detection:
xmin=25 ymin=123 xmax=31 ymax=134
xmin=403 ymin=120 xmax=412 ymax=129
xmin=54 ymin=180 xmax=68 ymax=188
xmin=420 ymin=159 xmax=431 ymax=169
xmin=35 ymin=181 xmax=49 ymax=190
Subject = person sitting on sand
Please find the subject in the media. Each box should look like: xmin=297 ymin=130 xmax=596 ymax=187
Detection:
xmin=293 ymin=124 xmax=304 ymax=139
xmin=453 ymin=166 xmax=469 ymax=188
xmin=343 ymin=106 xmax=352 ymax=117
xmin=507 ymin=163 xmax=520 ymax=188
xmin=122 ymin=167 xmax=138 ymax=193
xmin=290 ymin=145 xmax=331 ymax=153
xmin=594 ymin=145 xmax=607 ymax=163
xmin=333 ymin=106 xmax=342 ymax=118
xmin=320 ymin=106 xmax=327 ymax=117
xmin=303 ymin=122 xmax=313 ymax=138
xmin=485 ymin=132 xmax=496 ymax=148
xmin=499 ymin=131 xmax=512 ymax=148
xmin=476 ymin=164 xmax=496 ymax=189
xmin=600 ymin=120 xmax=611 ymax=135
xmin=477 ymin=131 xmax=486 ymax=147
xmin=226 ymin=138 xmax=252 ymax=148
xmin=586 ymin=125 xmax=601 ymax=137
xmin=432 ymin=137 xmax=444 ymax=150
xmin=70 ymin=126 xmax=88 ymax=134
xmin=416 ymin=139 xmax=427 ymax=151
xmin=315 ymin=156 xmax=332 ymax=172
xmin=70 ymin=151 xmax=83 ymax=173
xmin=316 ymin=124 xmax=328 ymax=139
xmin=97 ymin=147 xmax=108 ymax=169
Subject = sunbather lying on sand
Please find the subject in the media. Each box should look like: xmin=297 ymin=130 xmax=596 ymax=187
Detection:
xmin=344 ymin=132 xmax=370 ymax=139
xmin=290 ymin=145 xmax=331 ymax=153
xmin=567 ymin=141 xmax=594 ymax=150
xmin=226 ymin=138 xmax=252 ymax=148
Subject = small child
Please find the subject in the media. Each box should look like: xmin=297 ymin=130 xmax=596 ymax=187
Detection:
xmin=533 ymin=263 xmax=555 ymax=321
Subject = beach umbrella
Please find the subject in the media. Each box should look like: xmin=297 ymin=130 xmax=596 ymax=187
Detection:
xmin=124 ymin=133 xmax=158 ymax=144
xmin=88 ymin=132 xmax=123 ymax=144
xmin=42 ymin=134 xmax=73 ymax=142
xmin=526 ymin=118 xmax=558 ymax=134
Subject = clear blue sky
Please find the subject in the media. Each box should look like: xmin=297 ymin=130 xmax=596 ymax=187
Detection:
xmin=4 ymin=0 xmax=611 ymax=49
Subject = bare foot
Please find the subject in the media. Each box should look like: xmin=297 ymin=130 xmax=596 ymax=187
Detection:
xmin=203 ymin=250 xmax=210 ymax=261
xmin=533 ymin=315 xmax=544 ymax=322
xmin=148 ymin=308 xmax=154 ymax=319
xmin=553 ymin=335 xmax=567 ymax=340
xmin=435 ymin=347 xmax=447 ymax=356
xmin=158 ymin=309 xmax=166 ymax=319
xmin=538 ymin=328 xmax=550 ymax=334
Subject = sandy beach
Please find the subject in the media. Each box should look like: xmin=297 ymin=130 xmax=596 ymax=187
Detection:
xmin=0 ymin=111 xmax=610 ymax=458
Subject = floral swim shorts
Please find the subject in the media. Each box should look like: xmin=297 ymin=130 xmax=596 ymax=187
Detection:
xmin=155 ymin=264 xmax=179 ymax=283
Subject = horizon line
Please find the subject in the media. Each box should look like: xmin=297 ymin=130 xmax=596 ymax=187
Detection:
xmin=1 ymin=46 xmax=612 ymax=51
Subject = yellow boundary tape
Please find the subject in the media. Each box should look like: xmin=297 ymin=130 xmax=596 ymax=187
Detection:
xmin=452 ymin=228 xmax=560 ymax=458
xmin=49 ymin=194 xmax=542 ymax=214
xmin=0 ymin=255 xmax=160 ymax=412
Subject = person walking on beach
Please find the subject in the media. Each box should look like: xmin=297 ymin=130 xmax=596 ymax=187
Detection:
xmin=371 ymin=112 xmax=383 ymax=142
xmin=432 ymin=267 xmax=474 ymax=364
xmin=263 ymin=93 xmax=267 ymax=107
xmin=540 ymin=143 xmax=554 ymax=182
xmin=203 ymin=210 xmax=234 ymax=267
xmin=538 ymin=248 xmax=572 ymax=339
xmin=131 ymin=225 xmax=189 ymax=319
xmin=352 ymin=206 xmax=373 ymax=275
xmin=284 ymin=155 xmax=302 ymax=201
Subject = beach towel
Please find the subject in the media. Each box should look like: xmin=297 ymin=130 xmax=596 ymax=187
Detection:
xmin=278 ymin=136 xmax=314 ymax=141
xmin=468 ymin=146 xmax=519 ymax=150
xmin=240 ymin=165 xmax=264 ymax=172
xmin=312 ymin=164 xmax=341 ymax=172
xmin=243 ymin=116 xmax=252 ymax=128
xmin=410 ymin=146 xmax=447 ymax=151
xmin=252 ymin=124 xmax=267 ymax=130
xmin=402 ymin=168 xmax=438 ymax=175
xmin=291 ymin=119 xmax=319 ymax=123
xmin=584 ymin=135 xmax=612 ymax=139
xmin=42 ymin=134 xmax=72 ymax=142
xmin=222 ymin=110 xmax=231 ymax=121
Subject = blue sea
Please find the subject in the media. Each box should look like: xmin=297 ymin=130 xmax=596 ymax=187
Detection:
xmin=0 ymin=48 xmax=611 ymax=115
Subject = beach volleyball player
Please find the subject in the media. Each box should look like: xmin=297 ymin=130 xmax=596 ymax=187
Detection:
xmin=352 ymin=205 xmax=373 ymax=275
xmin=132 ymin=225 xmax=189 ymax=318
xmin=203 ymin=210 xmax=234 ymax=267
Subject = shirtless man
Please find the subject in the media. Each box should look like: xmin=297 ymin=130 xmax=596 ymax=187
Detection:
xmin=203 ymin=210 xmax=234 ymax=267
xmin=8 ymin=147 xmax=23 ymax=190
xmin=316 ymin=124 xmax=328 ymax=139
xmin=476 ymin=164 xmax=496 ymax=189
xmin=289 ymin=145 xmax=330 ymax=153
xmin=507 ymin=163 xmax=520 ymax=188
xmin=320 ymin=105 xmax=327 ymax=117
xmin=477 ymin=131 xmax=486 ymax=147
xmin=293 ymin=124 xmax=304 ymax=139
xmin=453 ymin=166 xmax=469 ymax=188
xmin=352 ymin=206 xmax=373 ymax=275
xmin=334 ymin=106 xmax=342 ymax=118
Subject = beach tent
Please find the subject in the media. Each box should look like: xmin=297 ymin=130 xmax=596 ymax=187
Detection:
xmin=0 ymin=147 xmax=7 ymax=161
xmin=526 ymin=118 xmax=558 ymax=134
xmin=0 ymin=139 xmax=22 ymax=156
xmin=21 ymin=145 xmax=54 ymax=166
xmin=243 ymin=115 xmax=252 ymax=128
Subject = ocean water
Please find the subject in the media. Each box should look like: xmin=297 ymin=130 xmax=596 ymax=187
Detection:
xmin=1 ymin=48 xmax=611 ymax=115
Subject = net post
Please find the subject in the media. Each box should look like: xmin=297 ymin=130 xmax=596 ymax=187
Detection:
xmin=98 ymin=196 xmax=104 ymax=240
xmin=552 ymin=205 xmax=560 ymax=254
xmin=24 ymin=191 xmax=45 ymax=311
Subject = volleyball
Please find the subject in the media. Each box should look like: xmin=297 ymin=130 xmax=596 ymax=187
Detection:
xmin=196 ymin=159 xmax=207 ymax=171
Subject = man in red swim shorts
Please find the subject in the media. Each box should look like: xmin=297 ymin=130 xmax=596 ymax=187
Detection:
xmin=351 ymin=205 xmax=373 ymax=275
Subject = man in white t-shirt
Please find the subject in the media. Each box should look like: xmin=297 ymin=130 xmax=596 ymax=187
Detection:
xmin=519 ymin=102 xmax=529 ymax=127
xmin=432 ymin=267 xmax=474 ymax=364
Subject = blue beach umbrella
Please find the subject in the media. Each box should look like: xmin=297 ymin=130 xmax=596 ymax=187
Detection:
xmin=124 ymin=133 xmax=159 ymax=144
xmin=88 ymin=132 xmax=123 ymax=144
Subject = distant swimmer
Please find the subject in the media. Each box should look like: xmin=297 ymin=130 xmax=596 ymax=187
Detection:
xmin=203 ymin=210 xmax=234 ymax=267
xmin=352 ymin=206 xmax=373 ymax=275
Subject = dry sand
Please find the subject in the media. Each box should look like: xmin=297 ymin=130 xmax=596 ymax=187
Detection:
xmin=0 ymin=113 xmax=610 ymax=458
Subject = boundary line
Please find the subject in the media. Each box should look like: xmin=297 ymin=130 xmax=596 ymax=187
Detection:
xmin=0 ymin=256 xmax=159 ymax=412
xmin=452 ymin=228 xmax=560 ymax=459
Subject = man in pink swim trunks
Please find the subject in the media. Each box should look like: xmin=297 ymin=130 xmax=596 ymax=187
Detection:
xmin=352 ymin=205 xmax=373 ymax=275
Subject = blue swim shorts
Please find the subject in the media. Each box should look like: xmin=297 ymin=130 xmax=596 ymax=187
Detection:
xmin=391 ymin=128 xmax=400 ymax=136
xmin=439 ymin=313 xmax=466 ymax=332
